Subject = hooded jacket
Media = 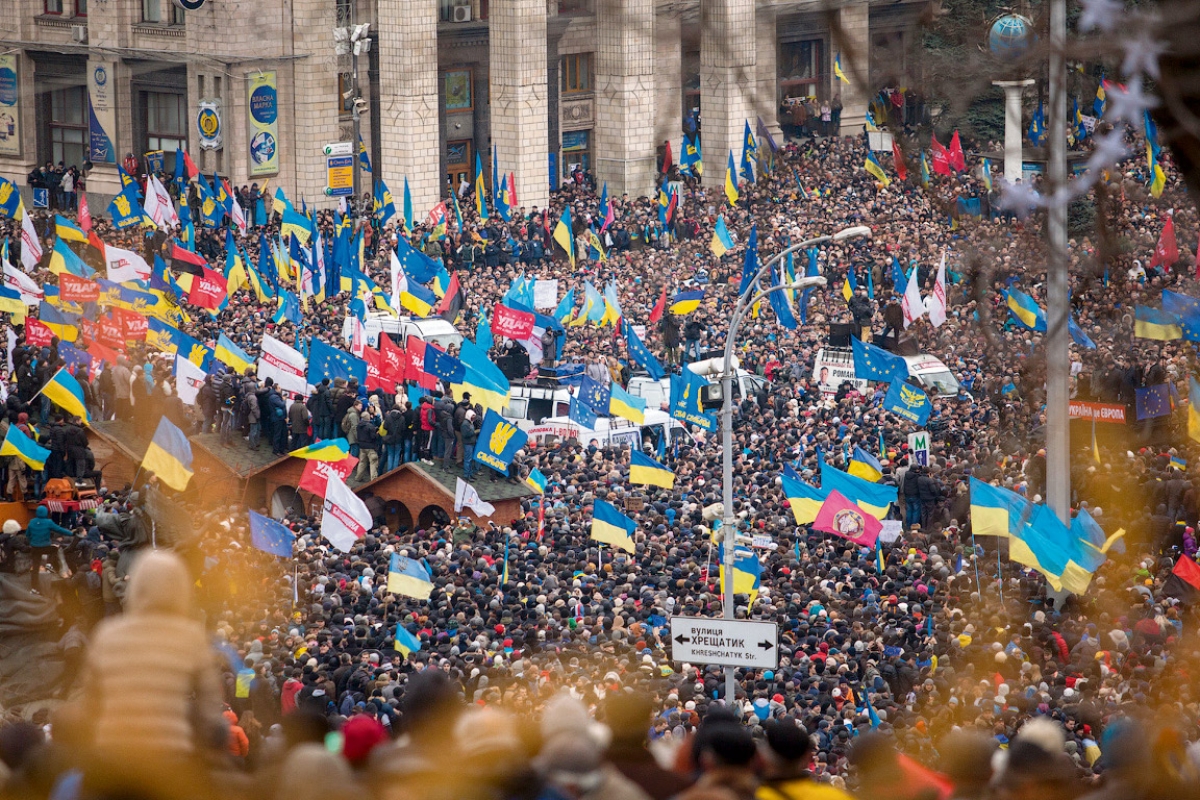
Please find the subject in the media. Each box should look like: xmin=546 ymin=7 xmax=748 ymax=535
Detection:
xmin=27 ymin=505 xmax=72 ymax=547
xmin=82 ymin=550 xmax=222 ymax=755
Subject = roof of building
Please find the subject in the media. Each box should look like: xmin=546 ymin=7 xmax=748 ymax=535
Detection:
xmin=356 ymin=461 xmax=535 ymax=504
xmin=91 ymin=420 xmax=288 ymax=479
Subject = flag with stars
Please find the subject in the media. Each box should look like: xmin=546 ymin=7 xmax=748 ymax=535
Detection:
xmin=307 ymin=337 xmax=367 ymax=387
xmin=1135 ymin=384 xmax=1172 ymax=420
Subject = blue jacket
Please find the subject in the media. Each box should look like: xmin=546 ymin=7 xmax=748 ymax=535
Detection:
xmin=27 ymin=506 xmax=72 ymax=548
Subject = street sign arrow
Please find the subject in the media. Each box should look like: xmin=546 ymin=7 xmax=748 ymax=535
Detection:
xmin=758 ymin=640 xmax=774 ymax=650
xmin=669 ymin=617 xmax=779 ymax=669
xmin=674 ymin=634 xmax=691 ymax=644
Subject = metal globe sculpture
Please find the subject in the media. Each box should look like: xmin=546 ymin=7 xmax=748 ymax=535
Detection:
xmin=989 ymin=14 xmax=1034 ymax=60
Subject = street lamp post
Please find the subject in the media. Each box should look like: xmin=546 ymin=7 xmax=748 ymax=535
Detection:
xmin=719 ymin=226 xmax=871 ymax=706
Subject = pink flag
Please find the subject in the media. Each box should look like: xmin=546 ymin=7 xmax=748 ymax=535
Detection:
xmin=812 ymin=490 xmax=881 ymax=547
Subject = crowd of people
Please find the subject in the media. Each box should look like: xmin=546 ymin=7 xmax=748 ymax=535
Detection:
xmin=0 ymin=94 xmax=1199 ymax=800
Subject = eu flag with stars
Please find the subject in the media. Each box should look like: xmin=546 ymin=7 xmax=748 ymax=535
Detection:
xmin=1135 ymin=384 xmax=1172 ymax=420
xmin=621 ymin=319 xmax=664 ymax=380
xmin=425 ymin=346 xmax=465 ymax=383
xmin=308 ymin=337 xmax=367 ymax=387
xmin=569 ymin=395 xmax=598 ymax=429
xmin=851 ymin=336 xmax=908 ymax=383
xmin=578 ymin=375 xmax=611 ymax=415
xmin=1163 ymin=290 xmax=1200 ymax=341
xmin=249 ymin=510 xmax=295 ymax=557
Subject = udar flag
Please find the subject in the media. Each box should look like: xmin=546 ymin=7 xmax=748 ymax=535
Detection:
xmin=812 ymin=489 xmax=882 ymax=547
xmin=321 ymin=474 xmax=371 ymax=552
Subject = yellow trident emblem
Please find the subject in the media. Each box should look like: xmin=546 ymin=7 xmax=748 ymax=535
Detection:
xmin=114 ymin=195 xmax=131 ymax=216
xmin=490 ymin=420 xmax=517 ymax=455
xmin=0 ymin=182 xmax=12 ymax=205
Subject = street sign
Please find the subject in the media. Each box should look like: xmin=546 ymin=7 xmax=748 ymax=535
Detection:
xmin=326 ymin=155 xmax=354 ymax=197
xmin=323 ymin=142 xmax=353 ymax=156
xmin=669 ymin=617 xmax=779 ymax=669
xmin=907 ymin=431 xmax=929 ymax=466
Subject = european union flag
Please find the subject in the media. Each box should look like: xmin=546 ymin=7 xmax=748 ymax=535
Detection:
xmin=851 ymin=337 xmax=908 ymax=383
xmin=1135 ymin=384 xmax=1172 ymax=420
xmin=569 ymin=395 xmax=598 ymax=429
xmin=249 ymin=510 xmax=295 ymax=557
xmin=59 ymin=342 xmax=93 ymax=374
xmin=621 ymin=319 xmax=664 ymax=380
xmin=308 ymin=337 xmax=367 ymax=387
xmin=273 ymin=289 xmax=302 ymax=325
xmin=397 ymin=236 xmax=440 ymax=284
xmin=425 ymin=346 xmax=465 ymax=383
xmin=578 ymin=374 xmax=611 ymax=415
xmin=669 ymin=366 xmax=716 ymax=432
xmin=1163 ymin=290 xmax=1200 ymax=341
xmin=883 ymin=381 xmax=932 ymax=426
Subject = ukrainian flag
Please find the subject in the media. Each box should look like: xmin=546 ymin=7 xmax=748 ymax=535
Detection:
xmin=834 ymin=52 xmax=850 ymax=84
xmin=711 ymin=216 xmax=734 ymax=258
xmin=41 ymin=368 xmax=89 ymax=424
xmin=781 ymin=465 xmax=827 ymax=524
xmin=525 ymin=467 xmax=547 ymax=494
xmin=669 ymin=290 xmax=704 ymax=316
xmin=452 ymin=339 xmax=511 ymax=413
xmin=394 ymin=625 xmax=422 ymax=657
xmin=554 ymin=208 xmax=575 ymax=267
xmin=591 ymin=499 xmax=636 ymax=553
xmin=474 ymin=151 xmax=488 ymax=219
xmin=387 ymin=553 xmax=433 ymax=599
xmin=848 ymin=446 xmax=883 ymax=482
xmin=864 ymin=151 xmax=891 ymax=187
xmin=55 ymin=215 xmax=87 ymax=243
xmin=281 ymin=207 xmax=312 ymax=246
xmin=724 ymin=151 xmax=739 ymax=206
xmin=629 ymin=450 xmax=675 ymax=489
xmin=1188 ymin=376 xmax=1200 ymax=444
xmin=1172 ymin=456 xmax=1188 ymax=471
xmin=142 ymin=417 xmax=194 ymax=491
xmin=215 ymin=333 xmax=254 ymax=375
xmin=1134 ymin=305 xmax=1182 ymax=341
xmin=718 ymin=543 xmax=762 ymax=604
xmin=0 ymin=424 xmax=50 ymax=470
xmin=1005 ymin=289 xmax=1047 ymax=332
xmin=968 ymin=477 xmax=1027 ymax=538
xmin=609 ymin=384 xmax=647 ymax=424
xmin=48 ymin=237 xmax=94 ymax=278
xmin=819 ymin=458 xmax=896 ymax=518
xmin=399 ymin=282 xmax=437 ymax=318
xmin=37 ymin=303 xmax=80 ymax=343
xmin=289 ymin=437 xmax=350 ymax=461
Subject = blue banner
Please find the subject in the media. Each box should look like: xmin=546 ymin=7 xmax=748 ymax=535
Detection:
xmin=307 ymin=337 xmax=366 ymax=387
xmin=474 ymin=409 xmax=528 ymax=473
xmin=669 ymin=367 xmax=716 ymax=432
xmin=883 ymin=381 xmax=932 ymax=426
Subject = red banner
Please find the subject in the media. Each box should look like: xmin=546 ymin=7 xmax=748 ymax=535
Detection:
xmin=298 ymin=455 xmax=359 ymax=497
xmin=97 ymin=315 xmax=126 ymax=350
xmin=1068 ymin=401 xmax=1127 ymax=424
xmin=364 ymin=347 xmax=386 ymax=392
xmin=59 ymin=273 xmax=100 ymax=304
xmin=405 ymin=335 xmax=437 ymax=389
xmin=25 ymin=318 xmax=52 ymax=347
xmin=380 ymin=334 xmax=406 ymax=385
xmin=492 ymin=303 xmax=535 ymax=340
xmin=79 ymin=317 xmax=97 ymax=344
xmin=111 ymin=307 xmax=147 ymax=340
xmin=188 ymin=267 xmax=228 ymax=310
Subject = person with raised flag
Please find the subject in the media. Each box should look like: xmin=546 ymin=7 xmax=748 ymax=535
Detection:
xmin=248 ymin=510 xmax=295 ymax=557
xmin=141 ymin=417 xmax=194 ymax=492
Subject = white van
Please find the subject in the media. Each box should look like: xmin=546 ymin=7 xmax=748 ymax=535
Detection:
xmin=812 ymin=347 xmax=963 ymax=397
xmin=341 ymin=312 xmax=464 ymax=351
xmin=504 ymin=384 xmax=575 ymax=430
xmin=627 ymin=357 xmax=767 ymax=411
xmin=527 ymin=409 xmax=692 ymax=452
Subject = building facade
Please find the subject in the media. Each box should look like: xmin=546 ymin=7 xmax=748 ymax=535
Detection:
xmin=0 ymin=0 xmax=923 ymax=213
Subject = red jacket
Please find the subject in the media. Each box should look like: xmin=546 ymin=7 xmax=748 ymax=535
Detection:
xmin=281 ymin=678 xmax=303 ymax=714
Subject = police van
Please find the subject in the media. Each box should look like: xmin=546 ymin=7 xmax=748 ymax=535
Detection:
xmin=812 ymin=347 xmax=963 ymax=397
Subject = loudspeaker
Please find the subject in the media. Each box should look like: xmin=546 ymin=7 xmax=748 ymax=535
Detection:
xmin=828 ymin=323 xmax=855 ymax=348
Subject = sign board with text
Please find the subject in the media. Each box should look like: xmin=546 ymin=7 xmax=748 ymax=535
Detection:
xmin=326 ymin=155 xmax=354 ymax=197
xmin=907 ymin=431 xmax=929 ymax=466
xmin=669 ymin=617 xmax=778 ymax=669
xmin=1068 ymin=401 xmax=1126 ymax=424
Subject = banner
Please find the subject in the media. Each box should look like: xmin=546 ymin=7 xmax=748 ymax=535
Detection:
xmin=473 ymin=409 xmax=528 ymax=473
xmin=492 ymin=303 xmax=535 ymax=340
xmin=87 ymin=61 xmax=116 ymax=164
xmin=112 ymin=307 xmax=147 ymax=340
xmin=25 ymin=318 xmax=52 ymax=347
xmin=1068 ymin=400 xmax=1127 ymax=424
xmin=298 ymin=455 xmax=358 ymax=497
xmin=321 ymin=474 xmax=371 ymax=551
xmin=59 ymin=273 xmax=100 ymax=304
xmin=883 ymin=381 xmax=932 ymax=426
xmin=0 ymin=55 xmax=20 ymax=157
xmin=534 ymin=279 xmax=559 ymax=309
xmin=257 ymin=334 xmax=307 ymax=397
xmin=174 ymin=354 xmax=207 ymax=405
xmin=105 ymin=244 xmax=152 ymax=283
xmin=247 ymin=71 xmax=279 ymax=176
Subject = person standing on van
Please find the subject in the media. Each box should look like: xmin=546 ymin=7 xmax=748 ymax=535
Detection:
xmin=683 ymin=315 xmax=704 ymax=364
xmin=418 ymin=396 xmax=436 ymax=463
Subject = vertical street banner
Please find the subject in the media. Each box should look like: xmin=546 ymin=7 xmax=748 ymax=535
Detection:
xmin=247 ymin=71 xmax=279 ymax=176
xmin=88 ymin=61 xmax=116 ymax=164
xmin=0 ymin=55 xmax=20 ymax=157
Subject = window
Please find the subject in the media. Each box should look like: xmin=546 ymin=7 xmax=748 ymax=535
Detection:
xmin=561 ymin=129 xmax=590 ymax=173
xmin=561 ymin=53 xmax=592 ymax=94
xmin=558 ymin=0 xmax=592 ymax=13
xmin=780 ymin=40 xmax=823 ymax=99
xmin=146 ymin=92 xmax=186 ymax=171
xmin=44 ymin=0 xmax=63 ymax=14
xmin=142 ymin=0 xmax=184 ymax=24
xmin=75 ymin=0 xmax=87 ymax=16
xmin=49 ymin=87 xmax=87 ymax=168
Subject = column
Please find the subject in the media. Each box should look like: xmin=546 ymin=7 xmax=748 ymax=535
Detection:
xmin=594 ymin=0 xmax=656 ymax=198
xmin=84 ymin=0 xmax=129 ymax=198
xmin=490 ymin=0 xmax=549 ymax=209
xmin=994 ymin=79 xmax=1034 ymax=183
xmin=754 ymin=7 xmax=782 ymax=144
xmin=288 ymin=0 xmax=341 ymax=203
xmin=700 ymin=0 xmax=755 ymax=188
xmin=835 ymin=3 xmax=869 ymax=135
xmin=377 ymin=0 xmax=441 ymax=213
xmin=654 ymin=11 xmax=683 ymax=165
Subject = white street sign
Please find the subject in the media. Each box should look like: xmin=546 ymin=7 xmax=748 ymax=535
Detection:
xmin=323 ymin=142 xmax=353 ymax=156
xmin=669 ymin=617 xmax=779 ymax=669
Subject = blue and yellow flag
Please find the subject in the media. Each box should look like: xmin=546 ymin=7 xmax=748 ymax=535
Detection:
xmin=864 ymin=151 xmax=891 ymax=187
xmin=711 ymin=216 xmax=734 ymax=258
xmin=37 ymin=303 xmax=80 ymax=342
xmin=48 ymin=238 xmax=94 ymax=278
xmin=452 ymin=340 xmax=512 ymax=414
xmin=55 ymin=215 xmax=87 ymax=243
xmin=724 ymin=151 xmax=739 ymax=206
xmin=718 ymin=542 xmax=762 ymax=604
xmin=740 ymin=120 xmax=757 ymax=183
xmin=848 ymin=446 xmax=883 ymax=483
xmin=41 ymin=368 xmax=90 ymax=423
xmin=609 ymin=383 xmax=647 ymax=424
xmin=142 ymin=417 xmax=194 ymax=491
xmin=553 ymin=208 xmax=575 ymax=267
xmin=781 ymin=465 xmax=827 ymax=524
xmin=669 ymin=290 xmax=704 ymax=316
xmin=1005 ymin=289 xmax=1047 ymax=332
xmin=591 ymin=499 xmax=636 ymax=553
xmin=819 ymin=455 xmax=896 ymax=518
xmin=394 ymin=625 xmax=422 ymax=656
xmin=681 ymin=134 xmax=703 ymax=176
xmin=374 ymin=179 xmax=396 ymax=225
xmin=834 ymin=52 xmax=850 ymax=84
xmin=0 ymin=424 xmax=50 ymax=470
xmin=1134 ymin=306 xmax=1181 ymax=340
xmin=289 ymin=438 xmax=350 ymax=462
xmin=474 ymin=151 xmax=488 ymax=219
xmin=629 ymin=450 xmax=674 ymax=489
xmin=525 ymin=467 xmax=547 ymax=494
xmin=215 ymin=333 xmax=254 ymax=375
xmin=388 ymin=553 xmax=433 ymax=600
